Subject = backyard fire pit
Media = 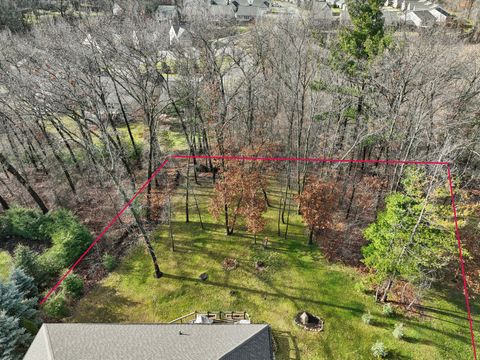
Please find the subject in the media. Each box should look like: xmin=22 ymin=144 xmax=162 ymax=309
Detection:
xmin=294 ymin=311 xmax=324 ymax=332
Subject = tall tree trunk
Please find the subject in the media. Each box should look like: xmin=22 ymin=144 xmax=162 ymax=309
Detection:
xmin=192 ymin=183 xmax=204 ymax=230
xmin=0 ymin=193 xmax=9 ymax=210
xmin=0 ymin=153 xmax=48 ymax=214
xmin=39 ymin=122 xmax=76 ymax=194
xmin=308 ymin=228 xmax=314 ymax=245
xmin=113 ymin=176 xmax=162 ymax=278
xmin=169 ymin=196 xmax=174 ymax=251
xmin=262 ymin=188 xmax=271 ymax=207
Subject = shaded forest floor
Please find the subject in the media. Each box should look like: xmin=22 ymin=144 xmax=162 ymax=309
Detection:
xmin=68 ymin=181 xmax=479 ymax=360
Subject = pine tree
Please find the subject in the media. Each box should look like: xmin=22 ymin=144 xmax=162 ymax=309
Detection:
xmin=0 ymin=281 xmax=38 ymax=322
xmin=13 ymin=244 xmax=46 ymax=288
xmin=0 ymin=311 xmax=32 ymax=360
xmin=10 ymin=268 xmax=38 ymax=300
xmin=334 ymin=0 xmax=391 ymax=74
xmin=362 ymin=169 xmax=457 ymax=302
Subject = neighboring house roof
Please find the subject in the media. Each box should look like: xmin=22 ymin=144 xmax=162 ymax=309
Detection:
xmin=234 ymin=0 xmax=270 ymax=8
xmin=210 ymin=4 xmax=236 ymax=17
xmin=24 ymin=323 xmax=274 ymax=360
xmin=382 ymin=9 xmax=403 ymax=25
xmin=236 ymin=5 xmax=262 ymax=17
xmin=434 ymin=6 xmax=450 ymax=16
xmin=412 ymin=9 xmax=436 ymax=22
xmin=156 ymin=5 xmax=178 ymax=19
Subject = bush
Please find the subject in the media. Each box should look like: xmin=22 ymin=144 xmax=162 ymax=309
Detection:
xmin=382 ymin=303 xmax=395 ymax=317
xmin=354 ymin=281 xmax=367 ymax=294
xmin=41 ymin=209 xmax=93 ymax=269
xmin=0 ymin=215 xmax=12 ymax=238
xmin=371 ymin=341 xmax=388 ymax=359
xmin=393 ymin=322 xmax=405 ymax=340
xmin=14 ymin=245 xmax=54 ymax=289
xmin=13 ymin=245 xmax=40 ymax=278
xmin=42 ymin=291 xmax=69 ymax=320
xmin=102 ymin=254 xmax=118 ymax=272
xmin=362 ymin=311 xmax=372 ymax=325
xmin=62 ymin=273 xmax=84 ymax=299
xmin=4 ymin=208 xmax=50 ymax=241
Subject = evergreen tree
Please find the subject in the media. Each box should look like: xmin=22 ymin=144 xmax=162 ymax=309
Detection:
xmin=0 ymin=311 xmax=32 ymax=360
xmin=335 ymin=0 xmax=391 ymax=74
xmin=13 ymin=245 xmax=47 ymax=288
xmin=362 ymin=169 xmax=457 ymax=302
xmin=0 ymin=281 xmax=38 ymax=322
xmin=10 ymin=268 xmax=38 ymax=300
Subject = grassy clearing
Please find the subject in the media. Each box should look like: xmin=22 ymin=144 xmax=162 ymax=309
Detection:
xmin=70 ymin=182 xmax=478 ymax=359
xmin=0 ymin=251 xmax=13 ymax=282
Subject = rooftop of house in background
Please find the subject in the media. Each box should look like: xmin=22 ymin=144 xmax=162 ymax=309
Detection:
xmin=24 ymin=323 xmax=274 ymax=360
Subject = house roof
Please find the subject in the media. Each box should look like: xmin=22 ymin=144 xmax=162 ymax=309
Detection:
xmin=24 ymin=323 xmax=273 ymax=360
xmin=434 ymin=6 xmax=450 ymax=16
xmin=236 ymin=5 xmax=261 ymax=16
xmin=234 ymin=0 xmax=270 ymax=8
xmin=210 ymin=4 xmax=235 ymax=17
xmin=412 ymin=9 xmax=436 ymax=22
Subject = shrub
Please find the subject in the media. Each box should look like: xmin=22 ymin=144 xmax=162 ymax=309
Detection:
xmin=382 ymin=303 xmax=395 ymax=317
xmin=4 ymin=207 xmax=50 ymax=241
xmin=362 ymin=311 xmax=372 ymax=325
xmin=393 ymin=322 xmax=405 ymax=340
xmin=354 ymin=281 xmax=367 ymax=294
xmin=14 ymin=245 xmax=54 ymax=289
xmin=102 ymin=254 xmax=118 ymax=272
xmin=42 ymin=291 xmax=69 ymax=320
xmin=0 ymin=215 xmax=12 ymax=238
xmin=13 ymin=245 xmax=39 ymax=278
xmin=371 ymin=341 xmax=388 ymax=359
xmin=62 ymin=273 xmax=84 ymax=299
xmin=13 ymin=245 xmax=45 ymax=285
xmin=42 ymin=209 xmax=93 ymax=268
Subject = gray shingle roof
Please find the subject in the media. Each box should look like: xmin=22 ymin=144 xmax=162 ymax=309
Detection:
xmin=236 ymin=5 xmax=261 ymax=17
xmin=24 ymin=323 xmax=273 ymax=360
xmin=413 ymin=10 xmax=436 ymax=22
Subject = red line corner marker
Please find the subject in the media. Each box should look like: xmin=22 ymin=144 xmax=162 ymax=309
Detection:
xmin=39 ymin=155 xmax=476 ymax=360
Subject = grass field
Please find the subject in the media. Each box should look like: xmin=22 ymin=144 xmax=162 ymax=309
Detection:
xmin=69 ymin=181 xmax=478 ymax=359
xmin=0 ymin=251 xmax=12 ymax=282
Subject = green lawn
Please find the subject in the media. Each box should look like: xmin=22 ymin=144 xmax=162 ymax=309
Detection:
xmin=0 ymin=251 xmax=12 ymax=282
xmin=70 ymin=183 xmax=478 ymax=359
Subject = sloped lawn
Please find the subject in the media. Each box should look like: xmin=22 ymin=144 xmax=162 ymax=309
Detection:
xmin=70 ymin=185 xmax=478 ymax=360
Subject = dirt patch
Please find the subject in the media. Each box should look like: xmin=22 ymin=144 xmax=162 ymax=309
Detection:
xmin=0 ymin=235 xmax=49 ymax=255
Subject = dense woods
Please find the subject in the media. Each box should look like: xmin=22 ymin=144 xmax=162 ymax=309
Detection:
xmin=1 ymin=0 xmax=480 ymax=359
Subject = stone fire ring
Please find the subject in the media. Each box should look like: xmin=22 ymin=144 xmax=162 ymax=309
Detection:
xmin=294 ymin=311 xmax=324 ymax=332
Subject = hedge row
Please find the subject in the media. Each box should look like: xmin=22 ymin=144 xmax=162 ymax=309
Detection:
xmin=2 ymin=207 xmax=93 ymax=288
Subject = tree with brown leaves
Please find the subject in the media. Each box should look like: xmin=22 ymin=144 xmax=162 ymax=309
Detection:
xmin=297 ymin=179 xmax=337 ymax=245
xmin=209 ymin=163 xmax=267 ymax=240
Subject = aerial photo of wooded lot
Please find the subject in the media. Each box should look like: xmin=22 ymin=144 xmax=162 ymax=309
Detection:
xmin=1 ymin=0 xmax=480 ymax=359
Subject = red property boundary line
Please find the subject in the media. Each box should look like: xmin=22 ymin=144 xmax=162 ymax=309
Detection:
xmin=39 ymin=155 xmax=477 ymax=360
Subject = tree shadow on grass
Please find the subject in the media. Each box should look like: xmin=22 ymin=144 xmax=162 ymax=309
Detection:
xmin=388 ymin=349 xmax=412 ymax=360
xmin=370 ymin=314 xmax=465 ymax=353
xmin=272 ymin=331 xmax=301 ymax=360
xmin=162 ymin=272 xmax=364 ymax=314
xmin=69 ymin=286 xmax=140 ymax=323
